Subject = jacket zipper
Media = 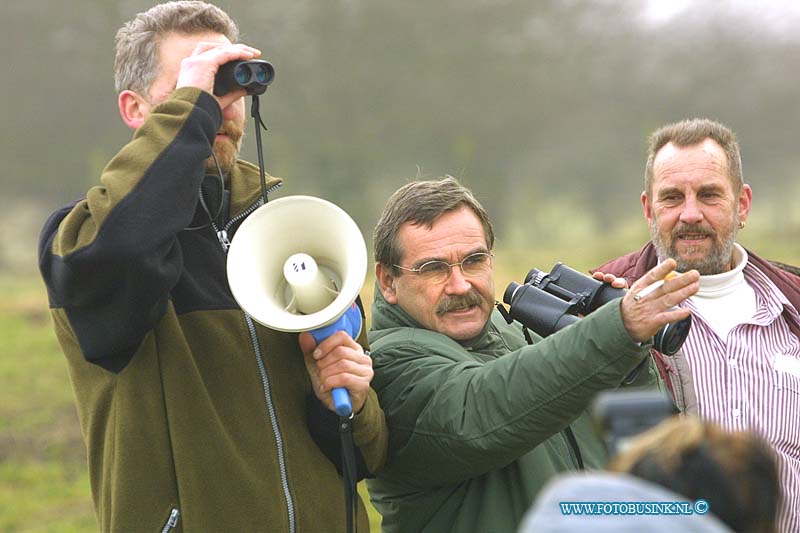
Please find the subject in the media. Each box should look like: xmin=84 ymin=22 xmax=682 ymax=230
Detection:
xmin=161 ymin=508 xmax=180 ymax=533
xmin=211 ymin=185 xmax=297 ymax=533
xmin=211 ymin=181 xmax=282 ymax=252
xmin=244 ymin=312 xmax=297 ymax=533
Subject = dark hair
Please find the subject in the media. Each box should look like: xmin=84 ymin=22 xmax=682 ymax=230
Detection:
xmin=609 ymin=416 xmax=780 ymax=533
xmin=373 ymin=176 xmax=494 ymax=273
xmin=644 ymin=118 xmax=743 ymax=197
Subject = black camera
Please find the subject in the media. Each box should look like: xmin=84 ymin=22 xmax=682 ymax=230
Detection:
xmin=592 ymin=388 xmax=677 ymax=457
xmin=502 ymin=262 xmax=691 ymax=355
xmin=214 ymin=59 xmax=275 ymax=97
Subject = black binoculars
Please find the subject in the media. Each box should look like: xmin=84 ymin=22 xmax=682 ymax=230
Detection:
xmin=214 ymin=59 xmax=275 ymax=97
xmin=502 ymin=262 xmax=691 ymax=355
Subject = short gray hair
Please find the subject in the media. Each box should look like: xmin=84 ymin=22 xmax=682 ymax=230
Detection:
xmin=644 ymin=118 xmax=743 ymax=197
xmin=114 ymin=1 xmax=239 ymax=95
xmin=374 ymin=176 xmax=495 ymax=273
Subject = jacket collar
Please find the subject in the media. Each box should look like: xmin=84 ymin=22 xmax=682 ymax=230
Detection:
xmin=228 ymin=160 xmax=282 ymax=218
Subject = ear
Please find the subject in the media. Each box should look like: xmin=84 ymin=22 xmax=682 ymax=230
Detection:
xmin=641 ymin=190 xmax=654 ymax=225
xmin=738 ymin=184 xmax=753 ymax=224
xmin=118 ymin=90 xmax=150 ymax=130
xmin=375 ymin=263 xmax=399 ymax=304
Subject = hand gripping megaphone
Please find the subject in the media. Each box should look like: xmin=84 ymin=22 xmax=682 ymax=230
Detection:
xmin=226 ymin=196 xmax=368 ymax=416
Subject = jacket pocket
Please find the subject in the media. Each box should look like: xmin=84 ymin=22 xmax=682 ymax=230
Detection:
xmin=775 ymin=370 xmax=800 ymax=394
xmin=773 ymin=353 xmax=800 ymax=394
xmin=161 ymin=507 xmax=180 ymax=533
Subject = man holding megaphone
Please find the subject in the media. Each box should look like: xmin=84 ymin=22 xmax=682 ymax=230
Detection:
xmin=37 ymin=2 xmax=387 ymax=532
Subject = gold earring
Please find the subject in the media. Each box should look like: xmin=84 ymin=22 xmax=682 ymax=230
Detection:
xmin=738 ymin=220 xmax=746 ymax=229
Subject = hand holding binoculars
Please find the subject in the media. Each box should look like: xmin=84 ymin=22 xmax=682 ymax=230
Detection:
xmin=501 ymin=262 xmax=692 ymax=355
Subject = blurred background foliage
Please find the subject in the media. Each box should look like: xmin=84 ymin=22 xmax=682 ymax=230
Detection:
xmin=4 ymin=0 xmax=800 ymax=274
xmin=2 ymin=0 xmax=800 ymax=530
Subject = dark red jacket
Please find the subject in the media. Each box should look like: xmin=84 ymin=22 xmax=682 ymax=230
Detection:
xmin=593 ymin=242 xmax=800 ymax=398
xmin=592 ymin=241 xmax=800 ymax=338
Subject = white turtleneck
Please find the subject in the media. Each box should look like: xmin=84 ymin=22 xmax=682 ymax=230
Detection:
xmin=689 ymin=243 xmax=757 ymax=339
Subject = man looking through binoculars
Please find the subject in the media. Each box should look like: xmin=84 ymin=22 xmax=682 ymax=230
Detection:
xmin=37 ymin=2 xmax=387 ymax=531
xmin=366 ymin=176 xmax=699 ymax=532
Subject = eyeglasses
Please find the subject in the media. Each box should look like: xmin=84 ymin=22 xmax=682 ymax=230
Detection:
xmin=393 ymin=252 xmax=494 ymax=283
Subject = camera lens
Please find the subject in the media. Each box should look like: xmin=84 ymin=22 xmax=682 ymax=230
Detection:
xmin=234 ymin=65 xmax=251 ymax=85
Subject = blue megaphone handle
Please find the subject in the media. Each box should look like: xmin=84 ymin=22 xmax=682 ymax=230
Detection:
xmin=310 ymin=302 xmax=362 ymax=417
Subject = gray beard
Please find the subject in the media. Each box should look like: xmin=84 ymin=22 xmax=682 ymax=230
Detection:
xmin=650 ymin=218 xmax=738 ymax=275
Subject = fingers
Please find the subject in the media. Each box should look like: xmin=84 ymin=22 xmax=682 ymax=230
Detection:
xmin=662 ymin=275 xmax=700 ymax=306
xmin=307 ymin=330 xmax=359 ymax=360
xmin=316 ymin=360 xmax=373 ymax=393
xmin=629 ymin=258 xmax=678 ymax=293
xmin=176 ymin=41 xmax=261 ymax=101
xmin=299 ymin=331 xmax=374 ymax=413
xmin=592 ymin=271 xmax=629 ymax=289
xmin=628 ymin=264 xmax=699 ymax=306
xmin=298 ymin=331 xmax=318 ymax=356
xmin=620 ymin=262 xmax=700 ymax=343
xmin=660 ymin=305 xmax=693 ymax=322
xmin=192 ymin=41 xmax=261 ymax=58
xmin=312 ymin=332 xmax=372 ymax=380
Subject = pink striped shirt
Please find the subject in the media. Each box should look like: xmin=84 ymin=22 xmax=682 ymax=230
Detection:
xmin=683 ymin=260 xmax=800 ymax=532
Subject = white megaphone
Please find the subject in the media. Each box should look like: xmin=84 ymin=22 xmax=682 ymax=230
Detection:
xmin=226 ymin=195 xmax=368 ymax=416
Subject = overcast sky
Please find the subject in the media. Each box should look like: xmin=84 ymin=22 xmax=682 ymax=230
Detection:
xmin=640 ymin=0 xmax=800 ymax=36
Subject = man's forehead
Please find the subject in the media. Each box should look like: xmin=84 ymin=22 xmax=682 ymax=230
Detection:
xmin=398 ymin=209 xmax=488 ymax=259
xmin=404 ymin=209 xmax=486 ymax=235
xmin=651 ymin=138 xmax=734 ymax=189
xmin=654 ymin=138 xmax=727 ymax=169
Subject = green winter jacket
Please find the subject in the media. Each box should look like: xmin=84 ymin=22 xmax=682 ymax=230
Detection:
xmin=366 ymin=286 xmax=656 ymax=532
xmin=38 ymin=88 xmax=387 ymax=532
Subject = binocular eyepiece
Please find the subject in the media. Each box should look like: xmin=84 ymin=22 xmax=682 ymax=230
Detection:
xmin=214 ymin=59 xmax=275 ymax=97
xmin=502 ymin=262 xmax=691 ymax=355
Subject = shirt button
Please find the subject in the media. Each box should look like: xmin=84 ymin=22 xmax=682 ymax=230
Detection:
xmin=728 ymin=359 xmax=738 ymax=368
xmin=732 ymin=408 xmax=741 ymax=417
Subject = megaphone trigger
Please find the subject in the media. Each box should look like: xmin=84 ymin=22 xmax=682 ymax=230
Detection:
xmin=309 ymin=302 xmax=363 ymax=417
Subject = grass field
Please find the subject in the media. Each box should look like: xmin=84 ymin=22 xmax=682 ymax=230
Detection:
xmin=0 ymin=275 xmax=96 ymax=531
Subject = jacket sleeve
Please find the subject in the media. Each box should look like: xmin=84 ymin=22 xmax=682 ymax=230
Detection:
xmin=372 ymin=300 xmax=648 ymax=488
xmin=307 ymin=303 xmax=389 ymax=476
xmin=38 ymin=88 xmax=222 ymax=372
xmin=307 ymin=387 xmax=388 ymax=477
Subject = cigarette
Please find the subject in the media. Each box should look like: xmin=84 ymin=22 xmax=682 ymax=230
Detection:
xmin=636 ymin=271 xmax=679 ymax=299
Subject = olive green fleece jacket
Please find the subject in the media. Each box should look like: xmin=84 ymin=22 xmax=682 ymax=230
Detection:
xmin=366 ymin=286 xmax=657 ymax=532
xmin=38 ymin=88 xmax=387 ymax=532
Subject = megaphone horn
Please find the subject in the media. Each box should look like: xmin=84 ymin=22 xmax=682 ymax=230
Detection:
xmin=226 ymin=195 xmax=368 ymax=416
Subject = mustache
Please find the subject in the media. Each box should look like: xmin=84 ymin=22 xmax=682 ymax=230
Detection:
xmin=672 ymin=223 xmax=714 ymax=239
xmin=435 ymin=289 xmax=484 ymax=315
xmin=217 ymin=121 xmax=244 ymax=142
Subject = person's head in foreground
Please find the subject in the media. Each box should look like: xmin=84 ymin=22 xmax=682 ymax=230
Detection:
xmin=609 ymin=416 xmax=781 ymax=533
